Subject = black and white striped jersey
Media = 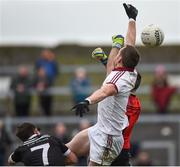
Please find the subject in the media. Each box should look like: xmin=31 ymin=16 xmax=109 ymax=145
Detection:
xmin=10 ymin=134 xmax=70 ymax=166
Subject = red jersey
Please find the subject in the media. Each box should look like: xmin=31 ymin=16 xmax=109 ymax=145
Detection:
xmin=123 ymin=94 xmax=141 ymax=149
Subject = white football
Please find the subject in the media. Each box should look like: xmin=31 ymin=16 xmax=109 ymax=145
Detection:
xmin=141 ymin=24 xmax=164 ymax=46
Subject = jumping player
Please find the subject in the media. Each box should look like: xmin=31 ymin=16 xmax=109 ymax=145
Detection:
xmin=68 ymin=3 xmax=140 ymax=166
xmin=92 ymin=46 xmax=141 ymax=166
xmin=8 ymin=123 xmax=77 ymax=166
xmin=92 ymin=4 xmax=141 ymax=165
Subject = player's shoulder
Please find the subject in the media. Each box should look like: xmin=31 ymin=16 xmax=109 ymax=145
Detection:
xmin=48 ymin=135 xmax=61 ymax=143
xmin=22 ymin=134 xmax=51 ymax=147
xmin=14 ymin=145 xmax=26 ymax=154
xmin=40 ymin=134 xmax=52 ymax=142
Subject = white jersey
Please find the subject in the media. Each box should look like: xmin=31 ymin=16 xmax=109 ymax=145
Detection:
xmin=97 ymin=67 xmax=137 ymax=136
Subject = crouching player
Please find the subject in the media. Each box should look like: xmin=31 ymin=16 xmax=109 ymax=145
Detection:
xmin=8 ymin=123 xmax=77 ymax=166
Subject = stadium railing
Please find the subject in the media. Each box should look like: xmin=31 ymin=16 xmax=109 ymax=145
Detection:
xmin=0 ymin=63 xmax=180 ymax=75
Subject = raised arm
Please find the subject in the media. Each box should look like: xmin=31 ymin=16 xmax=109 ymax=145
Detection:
xmin=106 ymin=35 xmax=124 ymax=75
xmin=126 ymin=20 xmax=136 ymax=46
xmin=123 ymin=3 xmax=138 ymax=46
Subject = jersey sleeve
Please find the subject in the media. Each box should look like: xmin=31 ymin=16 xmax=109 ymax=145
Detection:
xmin=52 ymin=137 xmax=70 ymax=156
xmin=11 ymin=147 xmax=22 ymax=163
xmin=106 ymin=71 xmax=132 ymax=93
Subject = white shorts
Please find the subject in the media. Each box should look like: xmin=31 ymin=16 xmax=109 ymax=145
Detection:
xmin=88 ymin=125 xmax=124 ymax=165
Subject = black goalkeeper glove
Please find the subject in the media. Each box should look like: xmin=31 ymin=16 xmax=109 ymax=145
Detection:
xmin=123 ymin=3 xmax=138 ymax=20
xmin=71 ymin=100 xmax=90 ymax=117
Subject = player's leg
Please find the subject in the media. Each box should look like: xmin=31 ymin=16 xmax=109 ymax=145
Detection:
xmin=66 ymin=129 xmax=90 ymax=157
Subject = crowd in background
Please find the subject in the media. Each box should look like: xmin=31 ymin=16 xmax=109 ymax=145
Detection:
xmin=10 ymin=49 xmax=58 ymax=116
xmin=10 ymin=49 xmax=92 ymax=117
xmin=10 ymin=49 xmax=177 ymax=116
xmin=1 ymin=49 xmax=178 ymax=166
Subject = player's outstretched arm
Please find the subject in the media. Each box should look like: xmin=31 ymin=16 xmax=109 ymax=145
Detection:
xmin=86 ymin=83 xmax=117 ymax=104
xmin=106 ymin=35 xmax=124 ymax=75
xmin=123 ymin=3 xmax=138 ymax=46
xmin=71 ymin=84 xmax=117 ymax=117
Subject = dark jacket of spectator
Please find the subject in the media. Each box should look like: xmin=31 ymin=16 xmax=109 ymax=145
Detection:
xmin=10 ymin=67 xmax=32 ymax=116
xmin=33 ymin=69 xmax=51 ymax=95
xmin=11 ymin=75 xmax=31 ymax=104
xmin=33 ymin=68 xmax=52 ymax=116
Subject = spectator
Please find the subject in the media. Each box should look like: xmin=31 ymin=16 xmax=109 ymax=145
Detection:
xmin=0 ymin=120 xmax=12 ymax=165
xmin=34 ymin=68 xmax=52 ymax=116
xmin=35 ymin=49 xmax=58 ymax=85
xmin=10 ymin=66 xmax=32 ymax=116
xmin=70 ymin=67 xmax=91 ymax=104
xmin=152 ymin=65 xmax=176 ymax=114
xmin=135 ymin=151 xmax=153 ymax=166
xmin=54 ymin=123 xmax=69 ymax=143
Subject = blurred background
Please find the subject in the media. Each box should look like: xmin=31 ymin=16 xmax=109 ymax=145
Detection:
xmin=0 ymin=0 xmax=180 ymax=166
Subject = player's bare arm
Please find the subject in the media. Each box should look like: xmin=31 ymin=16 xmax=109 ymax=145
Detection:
xmin=106 ymin=47 xmax=119 ymax=75
xmin=123 ymin=3 xmax=138 ymax=46
xmin=71 ymin=83 xmax=117 ymax=117
xmin=106 ymin=3 xmax=138 ymax=74
xmin=87 ymin=83 xmax=117 ymax=104
xmin=126 ymin=20 xmax=136 ymax=46
xmin=92 ymin=36 xmax=124 ymax=75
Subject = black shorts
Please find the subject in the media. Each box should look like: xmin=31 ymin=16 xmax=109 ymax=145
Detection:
xmin=111 ymin=149 xmax=131 ymax=166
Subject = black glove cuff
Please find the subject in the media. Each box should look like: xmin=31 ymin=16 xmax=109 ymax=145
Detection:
xmin=84 ymin=99 xmax=90 ymax=105
xmin=130 ymin=16 xmax=136 ymax=21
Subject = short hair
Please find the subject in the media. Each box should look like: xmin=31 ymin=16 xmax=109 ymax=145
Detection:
xmin=16 ymin=123 xmax=36 ymax=142
xmin=121 ymin=45 xmax=140 ymax=68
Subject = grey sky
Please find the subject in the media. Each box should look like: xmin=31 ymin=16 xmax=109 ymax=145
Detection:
xmin=0 ymin=0 xmax=180 ymax=46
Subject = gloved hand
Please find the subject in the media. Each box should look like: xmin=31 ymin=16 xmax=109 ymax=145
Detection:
xmin=112 ymin=35 xmax=124 ymax=49
xmin=71 ymin=100 xmax=90 ymax=117
xmin=123 ymin=3 xmax=138 ymax=20
xmin=92 ymin=48 xmax=107 ymax=61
